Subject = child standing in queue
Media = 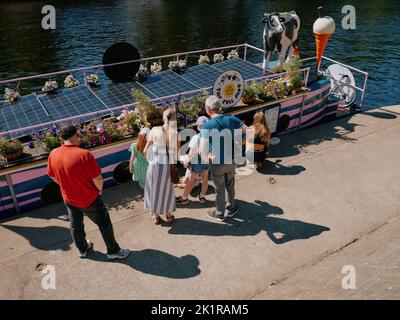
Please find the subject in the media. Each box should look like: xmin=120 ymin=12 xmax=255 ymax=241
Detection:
xmin=129 ymin=127 xmax=150 ymax=189
xmin=176 ymin=116 xmax=209 ymax=205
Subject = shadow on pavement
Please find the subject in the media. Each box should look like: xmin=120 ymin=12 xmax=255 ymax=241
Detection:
xmin=363 ymin=111 xmax=397 ymax=120
xmin=168 ymin=199 xmax=330 ymax=244
xmin=88 ymin=248 xmax=201 ymax=279
xmin=1 ymin=225 xmax=72 ymax=251
xmin=1 ymin=224 xmax=201 ymax=279
xmin=269 ymin=115 xmax=361 ymax=159
xmin=258 ymin=160 xmax=306 ymax=176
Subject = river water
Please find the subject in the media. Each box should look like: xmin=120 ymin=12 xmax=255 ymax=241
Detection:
xmin=0 ymin=0 xmax=399 ymax=108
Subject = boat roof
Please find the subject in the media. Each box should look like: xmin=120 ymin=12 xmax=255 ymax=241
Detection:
xmin=0 ymin=58 xmax=270 ymax=139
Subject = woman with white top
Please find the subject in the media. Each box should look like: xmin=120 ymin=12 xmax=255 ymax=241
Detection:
xmin=143 ymin=109 xmax=177 ymax=224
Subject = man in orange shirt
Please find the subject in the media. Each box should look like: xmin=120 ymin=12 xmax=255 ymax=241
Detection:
xmin=47 ymin=125 xmax=129 ymax=260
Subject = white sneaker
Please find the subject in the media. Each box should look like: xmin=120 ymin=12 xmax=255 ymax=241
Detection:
xmin=107 ymin=248 xmax=130 ymax=260
xmin=78 ymin=240 xmax=93 ymax=258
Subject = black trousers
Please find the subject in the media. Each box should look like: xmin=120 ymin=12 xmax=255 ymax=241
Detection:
xmin=65 ymin=197 xmax=121 ymax=255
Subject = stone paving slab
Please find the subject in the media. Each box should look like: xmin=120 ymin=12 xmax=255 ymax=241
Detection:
xmin=254 ymin=217 xmax=400 ymax=300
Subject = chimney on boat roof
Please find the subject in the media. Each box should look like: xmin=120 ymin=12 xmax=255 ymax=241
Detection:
xmin=317 ymin=6 xmax=324 ymax=18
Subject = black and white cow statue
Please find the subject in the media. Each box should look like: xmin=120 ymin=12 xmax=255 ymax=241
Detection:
xmin=261 ymin=11 xmax=300 ymax=71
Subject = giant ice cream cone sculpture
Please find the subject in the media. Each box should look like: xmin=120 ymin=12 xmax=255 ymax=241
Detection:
xmin=313 ymin=6 xmax=335 ymax=67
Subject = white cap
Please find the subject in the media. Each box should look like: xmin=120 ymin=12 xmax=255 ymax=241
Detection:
xmin=196 ymin=116 xmax=208 ymax=125
xmin=139 ymin=127 xmax=150 ymax=136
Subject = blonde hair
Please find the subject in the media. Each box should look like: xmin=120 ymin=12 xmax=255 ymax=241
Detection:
xmin=163 ymin=108 xmax=176 ymax=124
xmin=252 ymin=111 xmax=270 ymax=143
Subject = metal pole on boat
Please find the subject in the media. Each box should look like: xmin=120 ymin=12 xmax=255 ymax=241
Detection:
xmin=5 ymin=174 xmax=20 ymax=215
xmin=359 ymin=72 xmax=369 ymax=109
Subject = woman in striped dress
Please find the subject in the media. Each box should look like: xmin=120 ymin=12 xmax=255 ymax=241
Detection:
xmin=143 ymin=109 xmax=177 ymax=224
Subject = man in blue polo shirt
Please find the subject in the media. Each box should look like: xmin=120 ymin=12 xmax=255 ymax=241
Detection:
xmin=199 ymin=95 xmax=248 ymax=221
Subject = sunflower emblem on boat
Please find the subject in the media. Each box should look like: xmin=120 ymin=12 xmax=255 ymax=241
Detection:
xmin=213 ymin=69 xmax=245 ymax=109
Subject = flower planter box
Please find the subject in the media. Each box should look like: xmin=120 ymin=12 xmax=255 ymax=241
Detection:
xmin=241 ymin=96 xmax=256 ymax=105
xmin=259 ymin=95 xmax=275 ymax=103
xmin=2 ymin=149 xmax=24 ymax=162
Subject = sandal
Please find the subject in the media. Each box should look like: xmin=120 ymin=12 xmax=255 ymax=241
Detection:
xmin=153 ymin=215 xmax=161 ymax=225
xmin=166 ymin=214 xmax=175 ymax=223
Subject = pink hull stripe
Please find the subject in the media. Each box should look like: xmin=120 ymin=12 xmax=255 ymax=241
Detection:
xmin=300 ymin=101 xmax=338 ymax=125
xmin=288 ymin=119 xmax=299 ymax=129
xmin=302 ymin=96 xmax=325 ymax=111
xmin=102 ymin=164 xmax=119 ymax=174
xmin=301 ymin=113 xmax=326 ymax=128
xmin=10 ymin=167 xmax=47 ymax=185
xmin=280 ymin=108 xmax=300 ymax=118
xmin=92 ymin=140 xmax=132 ymax=159
xmin=1 ymin=188 xmax=42 ymax=202
xmin=301 ymin=106 xmax=327 ymax=123
xmin=1 ymin=203 xmax=14 ymax=211
xmin=280 ymin=96 xmax=304 ymax=109
xmin=6 ymin=141 xmax=132 ymax=185
xmin=1 ymin=196 xmax=42 ymax=211
xmin=304 ymin=84 xmax=330 ymax=100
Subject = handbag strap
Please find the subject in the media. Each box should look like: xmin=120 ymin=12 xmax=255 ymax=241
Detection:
xmin=162 ymin=126 xmax=170 ymax=164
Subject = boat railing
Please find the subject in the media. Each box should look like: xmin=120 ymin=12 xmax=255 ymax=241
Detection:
xmin=0 ymin=44 xmax=249 ymax=85
xmin=0 ymin=43 xmax=271 ymax=85
xmin=0 ymin=43 xmax=364 ymax=139
xmin=300 ymin=56 xmax=369 ymax=108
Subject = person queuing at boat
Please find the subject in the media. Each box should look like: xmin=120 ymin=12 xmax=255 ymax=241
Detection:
xmin=176 ymin=116 xmax=209 ymax=205
xmin=199 ymin=96 xmax=248 ymax=221
xmin=47 ymin=125 xmax=129 ymax=260
xmin=176 ymin=168 xmax=201 ymax=189
xmin=129 ymin=127 xmax=150 ymax=190
xmin=246 ymin=111 xmax=271 ymax=171
xmin=143 ymin=109 xmax=177 ymax=225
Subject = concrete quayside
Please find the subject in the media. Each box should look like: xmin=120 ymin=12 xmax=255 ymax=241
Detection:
xmin=0 ymin=105 xmax=399 ymax=299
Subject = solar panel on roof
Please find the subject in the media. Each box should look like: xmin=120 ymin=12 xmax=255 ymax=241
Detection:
xmin=141 ymin=70 xmax=201 ymax=98
xmin=0 ymin=58 xmax=275 ymax=137
xmin=211 ymin=58 xmax=266 ymax=80
xmin=179 ymin=64 xmax=221 ymax=90
xmin=0 ymin=94 xmax=52 ymax=135
xmin=90 ymin=81 xmax=156 ymax=108
xmin=38 ymin=86 xmax=109 ymax=120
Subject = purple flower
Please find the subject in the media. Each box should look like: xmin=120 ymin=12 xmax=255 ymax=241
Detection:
xmin=99 ymin=135 xmax=106 ymax=144
xmin=28 ymin=141 xmax=35 ymax=149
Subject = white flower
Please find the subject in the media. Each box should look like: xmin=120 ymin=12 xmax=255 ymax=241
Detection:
xmin=168 ymin=59 xmax=187 ymax=73
xmin=198 ymin=55 xmax=210 ymax=65
xmin=42 ymin=80 xmax=58 ymax=93
xmin=227 ymin=49 xmax=239 ymax=60
xmin=64 ymin=75 xmax=79 ymax=88
xmin=213 ymin=53 xmax=225 ymax=63
xmin=150 ymin=62 xmax=162 ymax=74
xmin=4 ymin=88 xmax=20 ymax=103
xmin=85 ymin=74 xmax=100 ymax=87
xmin=178 ymin=59 xmax=187 ymax=68
xmin=136 ymin=64 xmax=149 ymax=80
